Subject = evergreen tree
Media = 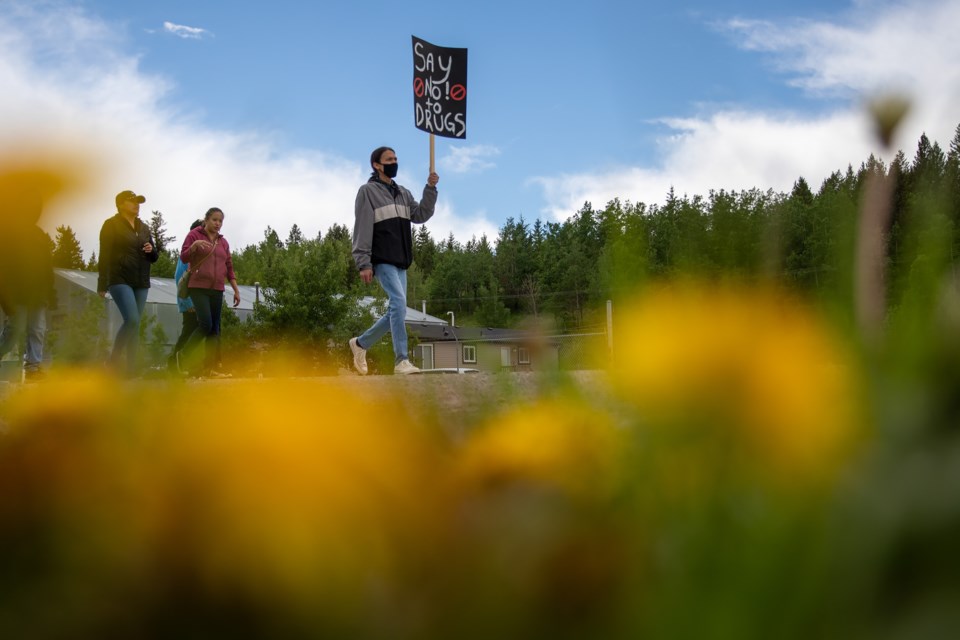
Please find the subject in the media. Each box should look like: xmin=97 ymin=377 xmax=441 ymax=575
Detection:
xmin=475 ymin=279 xmax=511 ymax=328
xmin=429 ymin=238 xmax=470 ymax=314
xmin=52 ymin=225 xmax=84 ymax=269
xmin=325 ymin=223 xmax=351 ymax=243
xmin=406 ymin=263 xmax=429 ymax=312
xmin=494 ymin=216 xmax=535 ymax=311
xmin=647 ymin=190 xmax=683 ymax=276
xmin=947 ymin=124 xmax=960 ymax=198
xmin=813 ymin=174 xmax=858 ymax=302
xmin=152 ymin=249 xmax=177 ymax=279
xmin=47 ymin=291 xmax=108 ymax=363
xmin=673 ymin=193 xmax=710 ymax=272
xmin=910 ymin=133 xmax=947 ymax=193
xmin=779 ymin=177 xmax=823 ymax=288
xmin=141 ymin=315 xmax=168 ymax=368
xmin=891 ymin=132 xmax=953 ymax=308
xmin=442 ymin=232 xmax=458 ymax=253
xmin=286 ymin=224 xmax=304 ymax=247
xmin=538 ymin=211 xmax=600 ymax=329
xmin=320 ymin=225 xmax=359 ymax=291
xmin=148 ymin=210 xmax=175 ymax=255
xmin=597 ymin=199 xmax=640 ymax=297
xmin=253 ymin=226 xmax=286 ymax=286
xmin=529 ymin=218 xmax=546 ymax=300
xmin=887 ymin=149 xmax=913 ymax=300
xmin=414 ymin=226 xmax=438 ymax=277
xmin=467 ymin=234 xmax=497 ymax=308
xmin=231 ymin=243 xmax=264 ymax=286
xmin=945 ymin=124 xmax=960 ymax=262
xmin=254 ymin=234 xmax=367 ymax=371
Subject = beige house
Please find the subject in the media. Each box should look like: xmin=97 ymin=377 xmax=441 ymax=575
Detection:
xmin=409 ymin=324 xmax=560 ymax=373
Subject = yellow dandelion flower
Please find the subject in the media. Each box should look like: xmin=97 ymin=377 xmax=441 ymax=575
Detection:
xmin=612 ymin=282 xmax=863 ymax=482
xmin=139 ymin=379 xmax=444 ymax=610
xmin=1 ymin=375 xmax=446 ymax=623
xmin=455 ymin=397 xmax=624 ymax=501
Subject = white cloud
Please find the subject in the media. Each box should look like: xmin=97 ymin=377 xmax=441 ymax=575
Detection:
xmin=534 ymin=110 xmax=874 ymax=221
xmin=441 ymin=144 xmax=501 ymax=174
xmin=722 ymin=0 xmax=960 ymax=110
xmin=163 ymin=21 xmax=212 ymax=40
xmin=0 ymin=3 xmax=361 ymax=256
xmin=536 ymin=0 xmax=960 ymax=222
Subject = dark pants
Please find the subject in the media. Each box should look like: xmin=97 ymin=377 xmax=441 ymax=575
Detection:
xmin=168 ymin=310 xmax=198 ymax=369
xmin=182 ymin=288 xmax=223 ymax=373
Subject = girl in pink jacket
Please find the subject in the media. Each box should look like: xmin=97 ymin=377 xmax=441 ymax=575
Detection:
xmin=178 ymin=207 xmax=241 ymax=375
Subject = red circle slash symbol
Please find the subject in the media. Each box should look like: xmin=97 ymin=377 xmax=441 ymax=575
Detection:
xmin=414 ymin=77 xmax=425 ymax=98
xmin=450 ymin=84 xmax=466 ymax=101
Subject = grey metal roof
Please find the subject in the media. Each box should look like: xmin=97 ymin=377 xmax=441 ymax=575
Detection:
xmin=358 ymin=296 xmax=447 ymax=325
xmin=55 ymin=269 xmax=258 ymax=311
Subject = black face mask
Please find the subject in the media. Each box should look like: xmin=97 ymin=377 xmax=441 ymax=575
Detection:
xmin=381 ymin=162 xmax=398 ymax=179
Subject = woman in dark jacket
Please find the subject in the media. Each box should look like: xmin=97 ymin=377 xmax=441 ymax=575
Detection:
xmin=97 ymin=189 xmax=158 ymax=376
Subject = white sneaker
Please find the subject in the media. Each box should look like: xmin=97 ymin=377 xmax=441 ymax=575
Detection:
xmin=349 ymin=337 xmax=368 ymax=375
xmin=394 ymin=359 xmax=420 ymax=375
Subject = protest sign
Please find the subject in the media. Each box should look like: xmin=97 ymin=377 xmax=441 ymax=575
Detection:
xmin=412 ymin=36 xmax=468 ymax=140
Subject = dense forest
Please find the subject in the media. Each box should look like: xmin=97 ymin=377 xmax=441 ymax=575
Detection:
xmin=52 ymin=125 xmax=960 ymax=342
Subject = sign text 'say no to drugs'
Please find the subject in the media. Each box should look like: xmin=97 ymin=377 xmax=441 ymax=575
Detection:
xmin=412 ymin=36 xmax=467 ymax=139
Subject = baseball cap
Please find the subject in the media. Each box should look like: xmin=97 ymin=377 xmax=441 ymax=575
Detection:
xmin=115 ymin=190 xmax=146 ymax=207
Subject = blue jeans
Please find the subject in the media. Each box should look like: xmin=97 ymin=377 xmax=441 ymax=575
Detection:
xmin=183 ymin=288 xmax=223 ymax=372
xmin=108 ymin=284 xmax=148 ymax=374
xmin=0 ymin=306 xmax=46 ymax=371
xmin=357 ymin=263 xmax=409 ymax=365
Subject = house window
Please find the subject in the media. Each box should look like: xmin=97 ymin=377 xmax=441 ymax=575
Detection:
xmin=462 ymin=344 xmax=477 ymax=363
xmin=518 ymin=347 xmax=531 ymax=365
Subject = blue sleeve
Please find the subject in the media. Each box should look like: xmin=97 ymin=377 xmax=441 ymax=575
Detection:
xmin=174 ymin=259 xmax=194 ymax=311
xmin=174 ymin=258 xmax=188 ymax=283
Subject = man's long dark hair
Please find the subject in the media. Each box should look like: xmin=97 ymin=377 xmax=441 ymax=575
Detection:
xmin=369 ymin=146 xmax=394 ymax=179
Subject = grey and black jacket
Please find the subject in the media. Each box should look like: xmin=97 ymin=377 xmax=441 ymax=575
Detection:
xmin=352 ymin=176 xmax=437 ymax=271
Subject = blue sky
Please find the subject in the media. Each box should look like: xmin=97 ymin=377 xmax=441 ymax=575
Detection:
xmin=2 ymin=0 xmax=959 ymax=256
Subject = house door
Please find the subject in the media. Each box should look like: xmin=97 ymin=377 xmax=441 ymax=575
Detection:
xmin=421 ymin=344 xmax=434 ymax=370
xmin=500 ymin=347 xmax=512 ymax=368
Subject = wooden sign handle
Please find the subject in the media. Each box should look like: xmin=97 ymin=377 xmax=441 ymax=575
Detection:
xmin=429 ymin=134 xmax=435 ymax=174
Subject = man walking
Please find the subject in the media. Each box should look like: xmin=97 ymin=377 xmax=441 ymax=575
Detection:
xmin=349 ymin=146 xmax=439 ymax=375
xmin=0 ymin=188 xmax=54 ymax=382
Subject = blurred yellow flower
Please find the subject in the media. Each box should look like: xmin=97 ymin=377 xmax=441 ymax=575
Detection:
xmin=149 ymin=379 xmax=443 ymax=610
xmin=0 ymin=374 xmax=445 ymax=627
xmin=454 ymin=398 xmax=624 ymax=501
xmin=611 ymin=283 xmax=863 ymax=482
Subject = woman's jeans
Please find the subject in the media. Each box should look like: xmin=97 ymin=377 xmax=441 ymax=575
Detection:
xmin=107 ymin=284 xmax=148 ymax=374
xmin=183 ymin=288 xmax=223 ymax=372
xmin=357 ymin=263 xmax=409 ymax=365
